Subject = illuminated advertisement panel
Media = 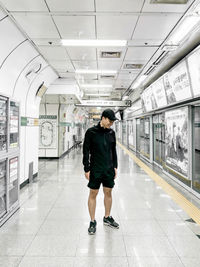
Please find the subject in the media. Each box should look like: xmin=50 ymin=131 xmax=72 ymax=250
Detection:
xmin=165 ymin=107 xmax=188 ymax=178
xmin=167 ymin=60 xmax=192 ymax=102
xmin=187 ymin=47 xmax=200 ymax=97
xmin=152 ymin=77 xmax=167 ymax=108
xmin=163 ymin=72 xmax=176 ymax=105
xmin=142 ymin=86 xmax=157 ymax=112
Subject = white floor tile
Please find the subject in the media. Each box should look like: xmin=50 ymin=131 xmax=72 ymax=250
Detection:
xmin=127 ymin=256 xmax=184 ymax=267
xmin=18 ymin=256 xmax=74 ymax=267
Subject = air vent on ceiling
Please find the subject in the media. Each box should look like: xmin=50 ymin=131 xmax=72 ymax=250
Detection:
xmin=123 ymin=63 xmax=143 ymax=70
xmin=153 ymin=51 xmax=169 ymax=65
xmin=100 ymin=51 xmax=121 ymax=58
xmin=100 ymin=75 xmax=115 ymax=79
xmin=144 ymin=65 xmax=156 ymax=75
xmin=150 ymin=0 xmax=188 ymax=3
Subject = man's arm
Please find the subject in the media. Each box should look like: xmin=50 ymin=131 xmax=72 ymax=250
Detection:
xmin=112 ymin=131 xmax=118 ymax=178
xmin=82 ymin=130 xmax=91 ymax=174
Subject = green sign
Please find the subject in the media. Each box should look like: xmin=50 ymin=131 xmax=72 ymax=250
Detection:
xmin=21 ymin=117 xmax=27 ymax=126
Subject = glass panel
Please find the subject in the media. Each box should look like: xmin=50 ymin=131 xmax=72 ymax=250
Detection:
xmin=139 ymin=118 xmax=150 ymax=159
xmin=136 ymin=119 xmax=140 ymax=152
xmin=153 ymin=114 xmax=165 ymax=166
xmin=193 ymin=106 xmax=200 ymax=193
xmin=161 ymin=113 xmax=165 ymax=165
xmin=153 ymin=115 xmax=161 ymax=165
xmin=144 ymin=117 xmax=150 ymax=159
xmin=0 ymin=160 xmax=6 ymax=218
xmin=0 ymin=97 xmax=7 ymax=151
xmin=9 ymin=157 xmax=18 ymax=208
xmin=128 ymin=120 xmax=134 ymax=150
xmin=140 ymin=118 xmax=145 ymax=155
xmin=10 ymin=101 xmax=19 ymax=148
xmin=122 ymin=121 xmax=127 ymax=145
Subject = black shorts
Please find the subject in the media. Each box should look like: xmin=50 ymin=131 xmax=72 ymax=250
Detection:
xmin=88 ymin=168 xmax=115 ymax=190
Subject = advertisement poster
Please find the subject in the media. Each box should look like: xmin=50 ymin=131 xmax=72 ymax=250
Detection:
xmin=163 ymin=72 xmax=176 ymax=104
xmin=152 ymin=77 xmax=167 ymax=108
xmin=9 ymin=157 xmax=18 ymax=183
xmin=169 ymin=60 xmax=192 ymax=102
xmin=39 ymin=116 xmax=57 ymax=149
xmin=165 ymin=107 xmax=189 ymax=178
xmin=10 ymin=101 xmax=19 ymax=148
xmin=0 ymin=98 xmax=7 ymax=151
xmin=143 ymin=86 xmax=157 ymax=112
xmin=187 ymin=47 xmax=200 ymax=97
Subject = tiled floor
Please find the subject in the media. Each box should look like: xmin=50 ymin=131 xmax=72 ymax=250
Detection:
xmin=1 ymin=146 xmax=200 ymax=266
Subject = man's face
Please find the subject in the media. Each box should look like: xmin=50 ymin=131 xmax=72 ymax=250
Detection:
xmin=102 ymin=117 xmax=114 ymax=128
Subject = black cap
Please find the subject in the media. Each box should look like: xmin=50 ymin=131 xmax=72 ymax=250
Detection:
xmin=102 ymin=109 xmax=118 ymax=121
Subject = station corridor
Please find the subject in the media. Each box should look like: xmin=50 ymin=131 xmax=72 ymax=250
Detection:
xmin=0 ymin=145 xmax=200 ymax=267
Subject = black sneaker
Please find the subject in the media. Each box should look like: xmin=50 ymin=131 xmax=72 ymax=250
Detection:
xmin=88 ymin=220 xmax=97 ymax=235
xmin=103 ymin=216 xmax=119 ymax=229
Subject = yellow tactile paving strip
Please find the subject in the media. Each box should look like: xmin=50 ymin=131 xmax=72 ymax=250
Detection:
xmin=117 ymin=141 xmax=200 ymax=225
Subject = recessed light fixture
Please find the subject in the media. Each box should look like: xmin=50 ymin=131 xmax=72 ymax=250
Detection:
xmin=85 ymin=93 xmax=110 ymax=96
xmin=76 ymin=69 xmax=117 ymax=74
xmin=80 ymin=84 xmax=113 ymax=88
xmin=61 ymin=39 xmax=127 ymax=47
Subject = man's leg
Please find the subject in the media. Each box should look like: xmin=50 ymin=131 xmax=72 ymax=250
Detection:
xmin=103 ymin=187 xmax=112 ymax=217
xmin=88 ymin=189 xmax=99 ymax=221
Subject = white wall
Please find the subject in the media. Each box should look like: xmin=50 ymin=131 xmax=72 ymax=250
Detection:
xmin=0 ymin=12 xmax=58 ymax=184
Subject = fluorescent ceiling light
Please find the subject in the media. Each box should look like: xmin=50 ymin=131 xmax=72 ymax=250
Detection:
xmin=131 ymin=75 xmax=147 ymax=89
xmin=167 ymin=15 xmax=200 ymax=45
xmin=61 ymin=39 xmax=127 ymax=47
xmin=80 ymin=84 xmax=113 ymax=88
xmin=76 ymin=69 xmax=117 ymax=74
xmin=85 ymin=93 xmax=110 ymax=96
xmin=122 ymin=96 xmax=129 ymax=100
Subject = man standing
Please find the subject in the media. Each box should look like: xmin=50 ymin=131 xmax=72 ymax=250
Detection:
xmin=83 ymin=109 xmax=119 ymax=235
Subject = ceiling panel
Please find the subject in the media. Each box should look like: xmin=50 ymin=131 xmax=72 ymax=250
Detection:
xmin=73 ymin=60 xmax=97 ymax=69
xmin=53 ymin=15 xmax=95 ymax=39
xmin=98 ymin=60 xmax=122 ymax=70
xmin=32 ymin=38 xmax=61 ymax=46
xmin=11 ymin=13 xmax=59 ymax=38
xmin=96 ymin=0 xmax=143 ymax=12
xmin=96 ymin=15 xmax=138 ymax=39
xmin=125 ymin=47 xmax=158 ymax=61
xmin=142 ymin=0 xmax=193 ymax=13
xmin=38 ymin=46 xmax=69 ymax=61
xmin=76 ymin=74 xmax=98 ymax=80
xmin=67 ymin=47 xmax=96 ymax=60
xmin=117 ymin=71 xmax=138 ymax=80
xmin=49 ymin=60 xmax=74 ymax=71
xmin=132 ymin=14 xmax=182 ymax=41
xmin=59 ymin=72 xmax=76 ymax=78
xmin=114 ymin=80 xmax=132 ymax=88
xmin=0 ymin=0 xmax=48 ymax=11
xmin=46 ymin=0 xmax=94 ymax=11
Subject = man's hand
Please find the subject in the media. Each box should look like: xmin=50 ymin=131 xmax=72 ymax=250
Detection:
xmin=114 ymin=168 xmax=117 ymax=179
xmin=85 ymin=171 xmax=90 ymax=180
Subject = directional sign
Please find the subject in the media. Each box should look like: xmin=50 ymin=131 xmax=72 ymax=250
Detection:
xmin=75 ymin=100 xmax=131 ymax=107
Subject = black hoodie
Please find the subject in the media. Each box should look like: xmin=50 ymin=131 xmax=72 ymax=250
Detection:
xmin=83 ymin=122 xmax=118 ymax=173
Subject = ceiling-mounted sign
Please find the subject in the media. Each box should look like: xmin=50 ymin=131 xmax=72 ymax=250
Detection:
xmin=76 ymin=100 xmax=131 ymax=107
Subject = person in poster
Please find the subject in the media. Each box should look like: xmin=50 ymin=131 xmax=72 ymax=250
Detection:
xmin=163 ymin=73 xmax=176 ymax=104
xmin=165 ymin=107 xmax=188 ymax=178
